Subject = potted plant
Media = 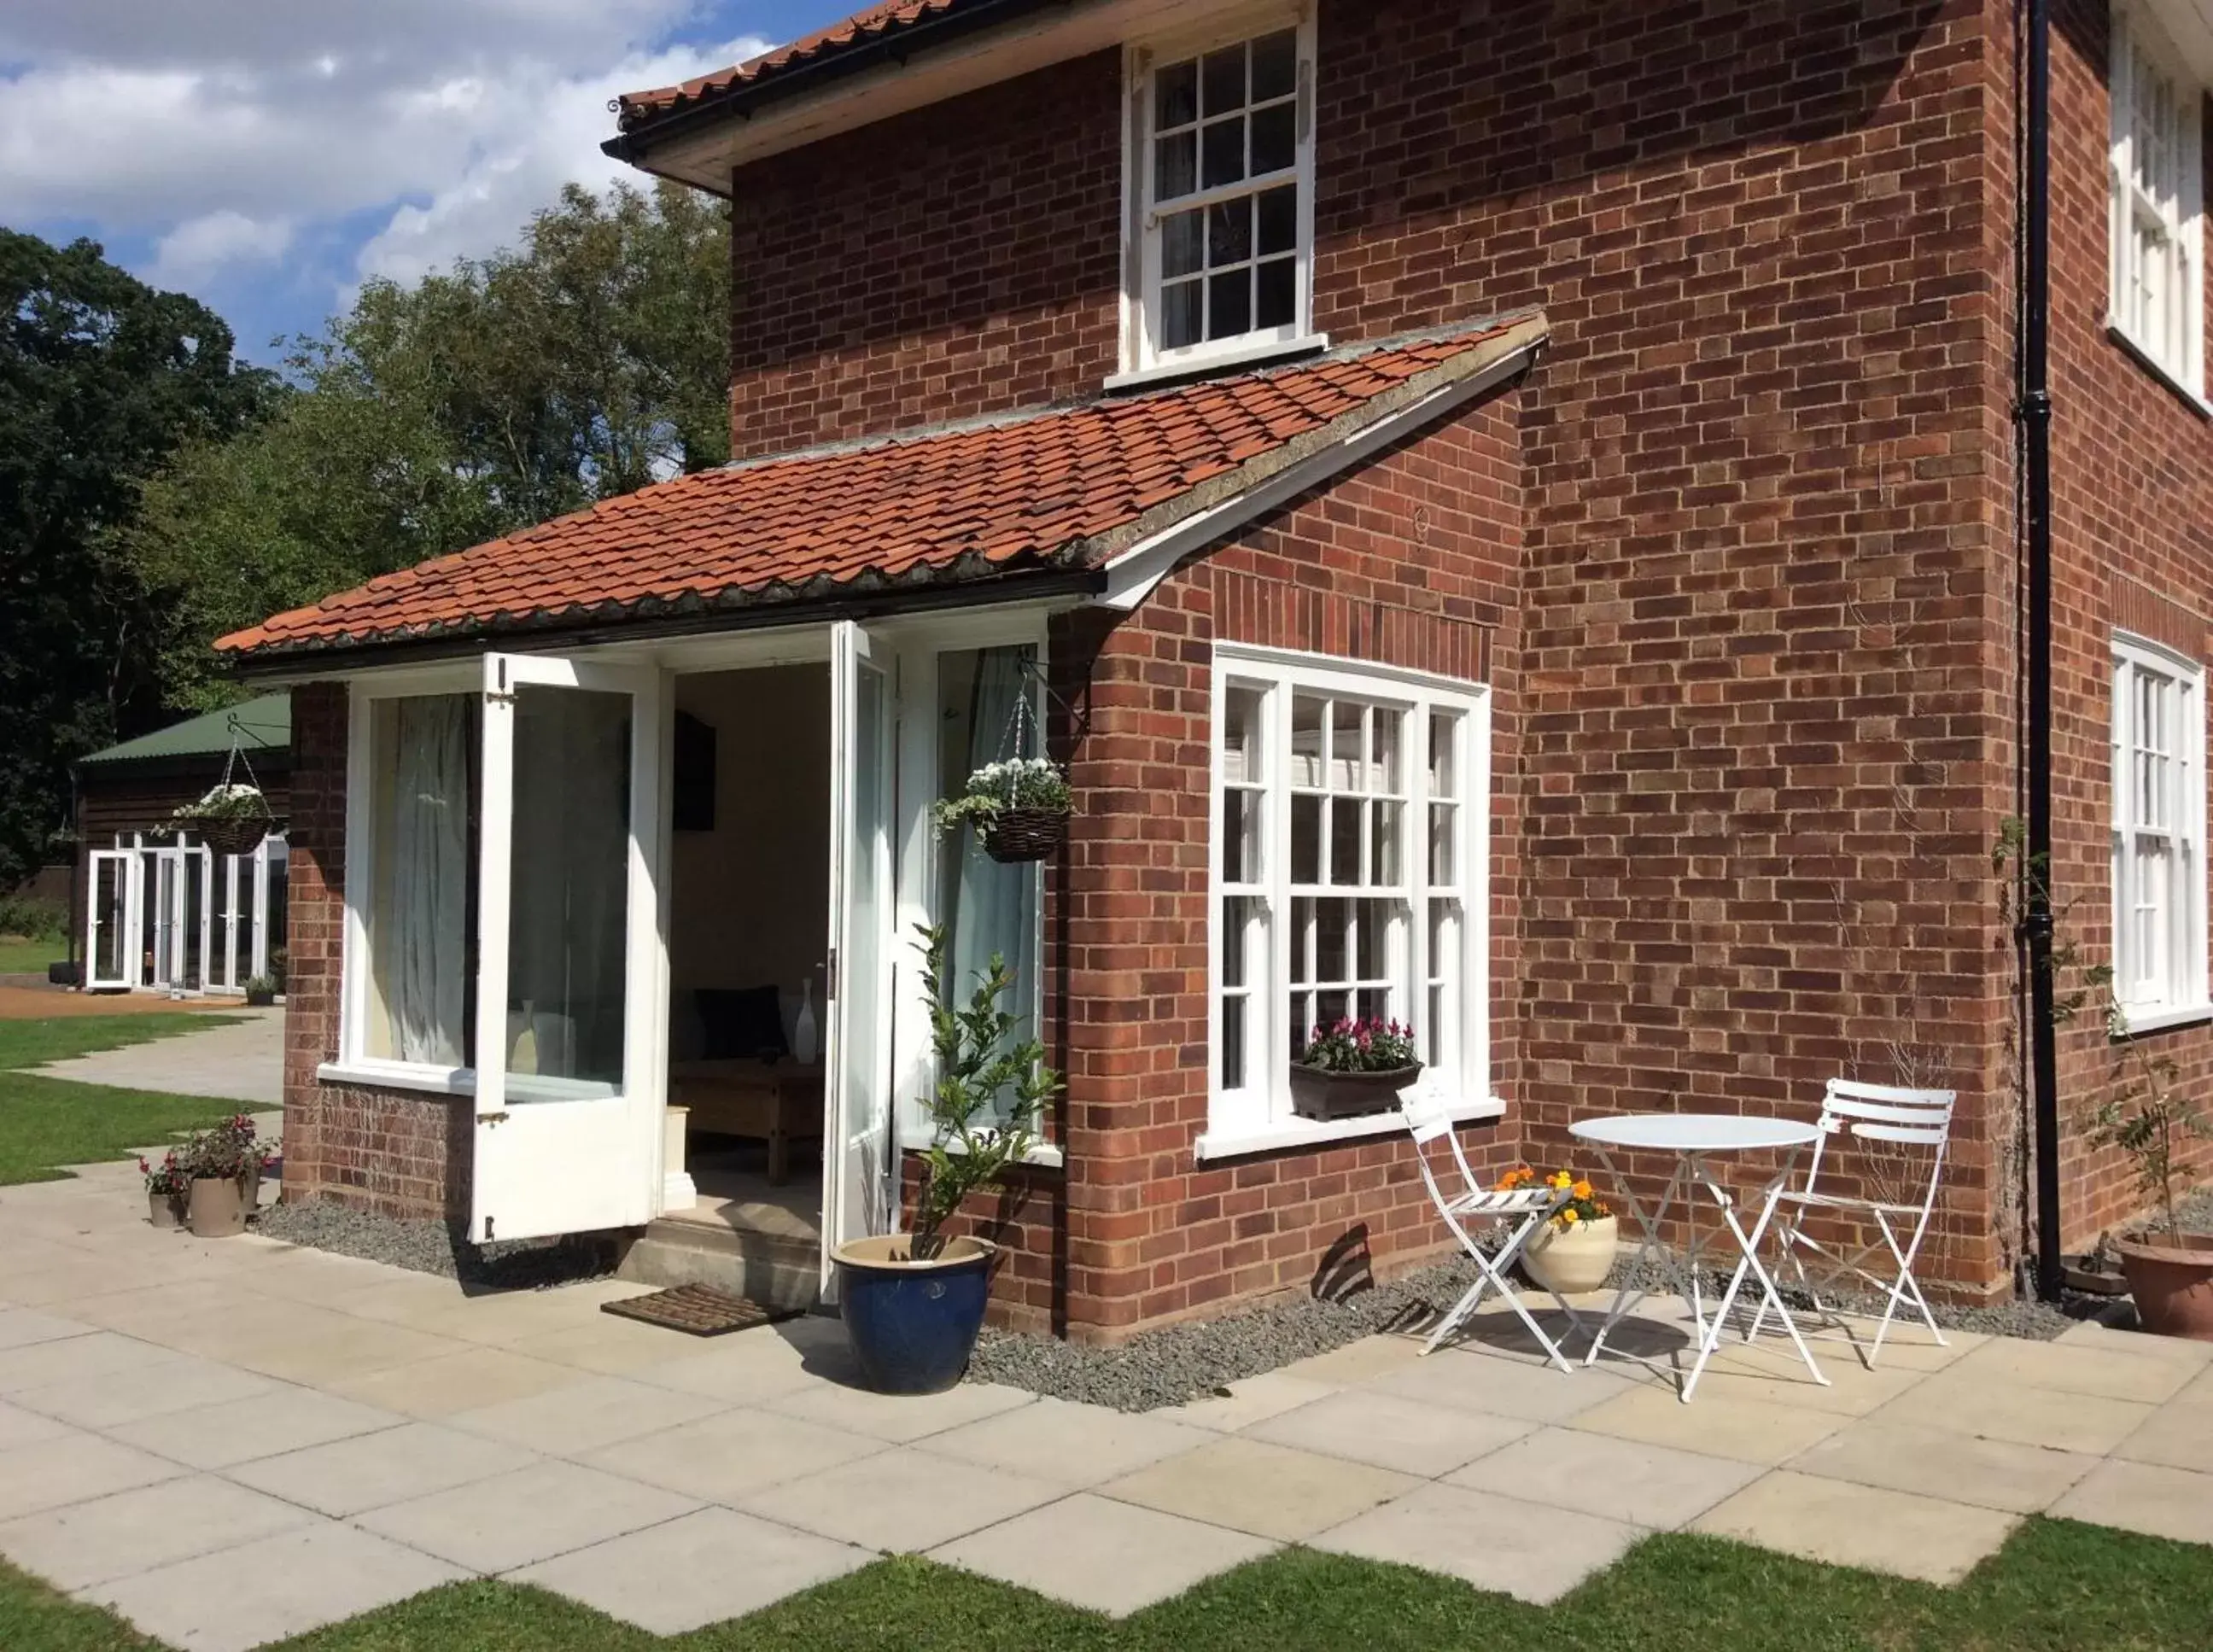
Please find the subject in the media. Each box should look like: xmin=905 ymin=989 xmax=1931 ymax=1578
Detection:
xmin=1288 ymin=1016 xmax=1422 ymax=1121
xmin=1506 ymin=1166 xmax=1619 ymax=1294
xmin=172 ymin=782 xmax=277 ymax=856
xmin=2085 ymin=996 xmax=2213 ymax=1340
xmin=831 ymin=925 xmax=1060 ymax=1393
xmin=242 ymin=972 xmax=278 ymax=1007
xmin=180 ymin=1114 xmax=274 ymax=1238
xmin=931 ymin=756 xmax=1071 ymax=863
xmin=141 ymin=1151 xmax=188 ymax=1229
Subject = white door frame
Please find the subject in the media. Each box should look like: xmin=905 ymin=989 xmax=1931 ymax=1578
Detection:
xmin=85 ymin=848 xmax=137 ymax=990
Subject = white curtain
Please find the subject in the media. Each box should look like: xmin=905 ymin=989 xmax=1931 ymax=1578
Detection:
xmin=949 ymin=648 xmax=1038 ymax=1108
xmin=388 ymin=696 xmax=470 ymax=1065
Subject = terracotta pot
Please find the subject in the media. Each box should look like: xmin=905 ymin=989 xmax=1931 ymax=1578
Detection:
xmin=187 ymin=1176 xmax=247 ymax=1238
xmin=148 ymin=1189 xmax=184 ymax=1230
xmin=2115 ymin=1229 xmax=2213 ymax=1341
xmin=1288 ymin=1062 xmax=1422 ymax=1122
xmin=1524 ymin=1214 xmax=1620 ymax=1295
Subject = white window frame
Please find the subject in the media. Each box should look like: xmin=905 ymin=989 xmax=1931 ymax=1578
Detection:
xmin=1114 ymin=6 xmax=1323 ymax=386
xmin=1200 ymin=645 xmax=1497 ymax=1160
xmin=2111 ymin=632 xmax=2211 ymax=1031
xmin=2110 ymin=2 xmax=2208 ymax=406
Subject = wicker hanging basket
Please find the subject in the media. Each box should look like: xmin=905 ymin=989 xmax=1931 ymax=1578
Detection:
xmin=983 ymin=804 xmax=1070 ymax=864
xmin=191 ymin=812 xmax=273 ymax=857
xmin=175 ymin=723 xmax=279 ymax=857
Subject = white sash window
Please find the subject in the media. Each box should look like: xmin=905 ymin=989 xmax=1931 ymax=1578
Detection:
xmin=2112 ymin=633 xmax=2210 ymax=1026
xmin=2110 ymin=3 xmax=2206 ymax=399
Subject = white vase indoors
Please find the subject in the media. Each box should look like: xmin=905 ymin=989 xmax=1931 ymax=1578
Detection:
xmin=792 ymin=976 xmax=819 ymax=1064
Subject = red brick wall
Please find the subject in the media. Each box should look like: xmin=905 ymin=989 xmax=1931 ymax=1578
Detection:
xmin=280 ymin=680 xmax=471 ymax=1221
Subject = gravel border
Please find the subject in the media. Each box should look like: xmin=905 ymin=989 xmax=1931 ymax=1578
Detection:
xmin=253 ymin=1198 xmax=617 ymax=1290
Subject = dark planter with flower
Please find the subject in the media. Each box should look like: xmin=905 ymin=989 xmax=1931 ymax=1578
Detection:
xmin=1288 ymin=1017 xmax=1422 ymax=1122
xmin=932 ymin=758 xmax=1071 ymax=865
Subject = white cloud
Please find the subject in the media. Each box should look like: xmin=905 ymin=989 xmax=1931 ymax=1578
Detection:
xmin=0 ymin=2 xmax=770 ymax=301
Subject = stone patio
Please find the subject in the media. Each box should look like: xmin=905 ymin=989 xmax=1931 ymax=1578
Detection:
xmin=0 ymin=1150 xmax=2208 ymax=1649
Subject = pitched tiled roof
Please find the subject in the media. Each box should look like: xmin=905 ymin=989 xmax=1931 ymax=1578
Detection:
xmin=616 ymin=1 xmax=972 ymax=130
xmin=217 ymin=314 xmax=1544 ymax=662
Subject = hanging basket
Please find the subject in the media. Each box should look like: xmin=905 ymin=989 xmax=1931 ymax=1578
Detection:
xmin=983 ymin=804 xmax=1070 ymax=864
xmin=174 ymin=719 xmax=279 ymax=858
xmin=190 ymin=812 xmax=275 ymax=857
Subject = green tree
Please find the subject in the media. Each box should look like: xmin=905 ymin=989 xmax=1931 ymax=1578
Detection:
xmin=0 ymin=231 xmax=271 ymax=884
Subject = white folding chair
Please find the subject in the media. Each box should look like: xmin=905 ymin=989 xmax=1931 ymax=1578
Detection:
xmin=1405 ymin=1083 xmax=1585 ymax=1371
xmin=1748 ymin=1077 xmax=1957 ymax=1364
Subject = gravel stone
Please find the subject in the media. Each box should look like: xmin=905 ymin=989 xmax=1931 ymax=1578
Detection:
xmin=253 ymin=1198 xmax=616 ymax=1290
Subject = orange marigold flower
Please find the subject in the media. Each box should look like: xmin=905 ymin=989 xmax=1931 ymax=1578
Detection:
xmin=1571 ymin=1179 xmax=1593 ymax=1201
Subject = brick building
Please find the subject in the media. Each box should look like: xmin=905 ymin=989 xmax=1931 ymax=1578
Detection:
xmin=221 ymin=0 xmax=2213 ymax=1340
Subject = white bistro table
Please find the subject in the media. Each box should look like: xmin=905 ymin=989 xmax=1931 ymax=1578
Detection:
xmin=1569 ymin=1113 xmax=1826 ymax=1402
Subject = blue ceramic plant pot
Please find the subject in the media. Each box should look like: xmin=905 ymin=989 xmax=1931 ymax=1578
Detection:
xmin=833 ymin=1235 xmax=996 ymax=1394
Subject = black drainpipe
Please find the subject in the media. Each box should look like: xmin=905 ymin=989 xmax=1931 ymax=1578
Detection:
xmin=2018 ymin=0 xmax=2062 ymax=1299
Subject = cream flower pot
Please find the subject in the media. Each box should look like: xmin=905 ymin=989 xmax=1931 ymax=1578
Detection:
xmin=1523 ymin=1214 xmax=1619 ymax=1295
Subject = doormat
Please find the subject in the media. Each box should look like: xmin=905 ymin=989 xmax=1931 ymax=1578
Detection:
xmin=601 ymin=1285 xmax=800 ymax=1336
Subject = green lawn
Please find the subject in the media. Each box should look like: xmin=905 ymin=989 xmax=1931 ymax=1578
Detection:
xmin=0 ymin=1520 xmax=2202 ymax=1652
xmin=0 ymin=1013 xmax=251 ymax=1184
xmin=0 ymin=935 xmax=64 ymax=974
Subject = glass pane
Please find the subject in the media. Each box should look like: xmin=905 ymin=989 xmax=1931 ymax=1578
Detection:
xmin=1256 ymin=258 xmax=1296 ymax=330
xmin=366 ymin=694 xmax=477 ymax=1066
xmin=1154 ymin=129 xmax=1196 ymax=200
xmin=1208 ymin=268 xmax=1250 ymax=338
xmin=1291 ymin=695 xmax=1325 ymax=784
xmin=1251 ymin=101 xmax=1296 ymax=174
xmin=1223 ymin=895 xmax=1252 ymax=989
xmin=1373 ymin=709 xmax=1401 ymax=792
xmin=1257 ymin=184 xmax=1298 ymax=254
xmin=1208 ymin=197 xmax=1252 ymax=266
xmin=1201 ymin=43 xmax=1245 ymax=114
xmin=1223 ymin=993 xmax=1247 ymax=1089
xmin=1371 ymin=801 xmax=1400 ymax=884
xmin=1428 ymin=710 xmax=1458 ymax=795
xmin=1331 ymin=700 xmax=1363 ymax=790
xmin=230 ymin=856 xmax=254 ymax=989
xmin=1328 ymin=797 xmax=1360 ymax=884
xmin=180 ymin=855 xmax=206 ymax=990
xmin=1429 ymin=802 xmax=1457 ymax=885
xmin=1161 ymin=278 xmax=1202 ymax=349
xmin=506 ymin=686 xmax=631 ymax=1100
xmin=1291 ymin=895 xmax=1315 ymax=984
xmin=1251 ymin=28 xmax=1297 ymax=100
xmin=1202 ymin=116 xmax=1246 ymax=190
xmin=1162 ymin=208 xmax=1203 ymax=277
xmin=1223 ymin=684 xmax=1264 ymax=782
xmin=1316 ymin=899 xmax=1348 ymax=982
xmin=93 ymin=858 xmax=126 ymax=982
xmin=1354 ymin=899 xmax=1384 ymax=979
xmin=1224 ymin=788 xmax=1258 ymax=883
xmin=1291 ymin=794 xmax=1321 ymax=883
xmin=1157 ymin=57 xmax=1198 ymax=128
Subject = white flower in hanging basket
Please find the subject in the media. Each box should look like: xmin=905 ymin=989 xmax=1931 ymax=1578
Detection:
xmin=930 ymin=757 xmax=1071 ymax=843
xmin=172 ymin=783 xmax=269 ymax=825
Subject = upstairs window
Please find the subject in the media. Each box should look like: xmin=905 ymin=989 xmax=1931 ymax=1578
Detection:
xmin=1125 ymin=15 xmax=1315 ymax=377
xmin=2111 ymin=633 xmax=2209 ymax=1025
xmin=2110 ymin=3 xmax=2206 ymax=397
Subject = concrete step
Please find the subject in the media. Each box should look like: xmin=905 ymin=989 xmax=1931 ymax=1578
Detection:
xmin=616 ymin=1211 xmax=821 ymax=1312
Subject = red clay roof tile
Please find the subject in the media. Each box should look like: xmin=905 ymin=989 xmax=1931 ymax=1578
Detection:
xmin=218 ymin=316 xmax=1541 ymax=661
xmin=616 ymin=1 xmax=964 ymax=130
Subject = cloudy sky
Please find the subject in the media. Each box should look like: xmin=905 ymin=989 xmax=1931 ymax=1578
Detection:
xmin=0 ymin=1 xmax=847 ymax=361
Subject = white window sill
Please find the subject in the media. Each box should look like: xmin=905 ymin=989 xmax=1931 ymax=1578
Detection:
xmin=1105 ymin=332 xmax=1328 ymax=394
xmin=2105 ymin=320 xmax=2213 ymax=419
xmin=1194 ymin=1094 xmax=1507 ymax=1163
xmin=316 ymin=1059 xmax=475 ymax=1097
xmin=2110 ymin=1001 xmax=2213 ymax=1038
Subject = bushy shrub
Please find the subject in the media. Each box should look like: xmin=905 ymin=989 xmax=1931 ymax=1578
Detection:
xmin=0 ymin=892 xmax=66 ymax=942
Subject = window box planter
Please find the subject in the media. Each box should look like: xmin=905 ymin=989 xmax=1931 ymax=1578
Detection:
xmin=1288 ymin=1061 xmax=1421 ymax=1122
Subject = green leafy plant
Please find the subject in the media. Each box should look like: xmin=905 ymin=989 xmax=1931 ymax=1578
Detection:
xmin=0 ymin=893 xmax=65 ymax=943
xmin=138 ymin=1149 xmax=188 ymax=1199
xmin=1293 ymin=1016 xmax=1418 ymax=1073
xmin=2085 ymin=995 xmax=2210 ymax=1244
xmin=178 ymin=1113 xmax=274 ymax=1186
xmin=243 ymin=973 xmax=278 ymax=995
xmin=929 ymin=758 xmax=1071 ymax=844
xmin=909 ymin=924 xmax=1060 ymax=1258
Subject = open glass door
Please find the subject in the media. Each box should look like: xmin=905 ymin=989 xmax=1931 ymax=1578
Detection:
xmin=821 ymin=621 xmax=897 ymax=1294
xmin=469 ymin=651 xmax=665 ymax=1243
xmin=148 ymin=849 xmax=178 ymax=989
xmin=85 ymin=849 xmax=136 ymax=989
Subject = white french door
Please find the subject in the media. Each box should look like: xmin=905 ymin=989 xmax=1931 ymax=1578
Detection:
xmin=821 ymin=621 xmax=899 ymax=1293
xmin=469 ymin=651 xmax=667 ymax=1243
xmin=85 ymin=849 xmax=137 ymax=989
xmin=147 ymin=849 xmax=179 ymax=989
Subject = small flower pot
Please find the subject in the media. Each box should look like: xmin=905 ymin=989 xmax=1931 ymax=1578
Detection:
xmin=832 ymin=1234 xmax=996 ymax=1394
xmin=187 ymin=1176 xmax=248 ymax=1239
xmin=2115 ymin=1229 xmax=2213 ymax=1340
xmin=1524 ymin=1214 xmax=1620 ymax=1296
xmin=1288 ymin=1062 xmax=1422 ymax=1122
xmin=244 ymin=987 xmax=276 ymax=1007
xmin=148 ymin=1190 xmax=185 ymax=1230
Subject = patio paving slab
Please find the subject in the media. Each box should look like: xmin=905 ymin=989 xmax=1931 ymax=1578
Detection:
xmin=82 ymin=1517 xmax=465 ymax=1652
xmin=1661 ymin=1342 xmax=1930 ymax=1417
xmin=1272 ymin=1334 xmax=1429 ymax=1389
xmin=1244 ymin=1387 xmax=1537 ymax=1478
xmin=931 ymin=1491 xmax=1277 ymax=1617
xmin=917 ymin=1395 xmax=1212 ymax=1487
xmin=2113 ymin=1395 xmax=2213 ymax=1475
xmin=1568 ymin=1385 xmax=1849 ymax=1466
xmin=1314 ymin=1480 xmax=1641 ymax=1604
xmin=355 ymin=1458 xmax=702 ymax=1573
xmin=511 ymin=1506 xmax=871 ymax=1635
xmin=9 ymin=1350 xmax=277 ymax=1429
xmin=0 ymin=1307 xmax=96 ymax=1351
xmin=0 ymin=1328 xmax=183 ymax=1394
xmin=1790 ymin=1417 xmax=2104 ymax=1515
xmin=503 ymin=1311 xmax=707 ymax=1376
xmin=199 ymin=1310 xmax=470 ymax=1387
xmin=580 ymin=1407 xmax=888 ymax=1503
xmin=327 ymin=1346 xmax=584 ymax=1418
xmin=630 ymin=1322 xmax=851 ymax=1404
xmin=1946 ymin=1336 xmax=2200 ymax=1405
xmin=1100 ymin=1435 xmax=1418 ymax=1543
xmin=445 ymin=1373 xmax=730 ymax=1456
xmin=107 ymin=1387 xmax=403 ymax=1470
xmin=762 ymin=1375 xmax=1035 ymax=1444
xmin=1165 ymin=1372 xmax=1339 ymax=1433
xmin=742 ymin=1444 xmax=1065 ymax=1553
xmin=0 ymin=1430 xmax=184 ymax=1522
xmin=1692 ymin=1470 xmax=2020 ymax=1585
xmin=225 ymin=1419 xmax=540 ymax=1516
xmin=1449 ymin=1425 xmax=1762 ymax=1529
xmin=0 ymin=1397 xmax=73 ymax=1451
xmin=2051 ymin=1458 xmax=2213 ymax=1547
xmin=1873 ymin=1366 xmax=2156 ymax=1456
xmin=0 ymin=1474 xmax=314 ymax=1591
xmin=2053 ymin=1319 xmax=2213 ymax=1369
xmin=1370 ymin=1346 xmax=1638 ymax=1423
